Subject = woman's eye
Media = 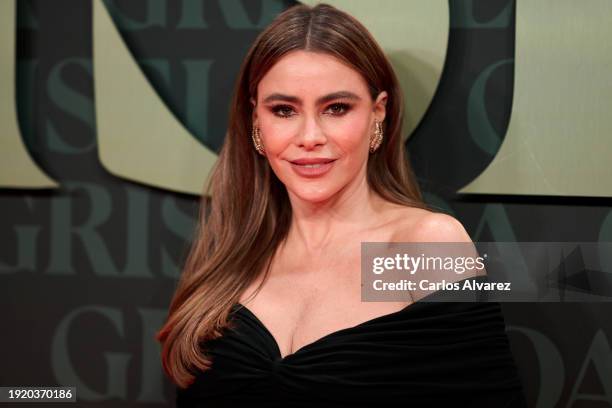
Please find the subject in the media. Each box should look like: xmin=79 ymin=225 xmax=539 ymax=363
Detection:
xmin=325 ymin=102 xmax=350 ymax=116
xmin=270 ymin=103 xmax=351 ymax=118
xmin=271 ymin=105 xmax=295 ymax=118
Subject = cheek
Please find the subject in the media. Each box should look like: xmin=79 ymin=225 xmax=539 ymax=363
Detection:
xmin=325 ymin=117 xmax=370 ymax=154
xmin=259 ymin=121 xmax=297 ymax=153
xmin=259 ymin=112 xmax=299 ymax=155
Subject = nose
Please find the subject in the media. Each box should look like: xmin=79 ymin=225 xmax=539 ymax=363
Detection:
xmin=296 ymin=115 xmax=327 ymax=150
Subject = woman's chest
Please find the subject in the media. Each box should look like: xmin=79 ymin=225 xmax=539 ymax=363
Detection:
xmin=238 ymin=243 xmax=411 ymax=359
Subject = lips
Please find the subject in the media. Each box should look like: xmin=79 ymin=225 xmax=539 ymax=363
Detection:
xmin=288 ymin=158 xmax=337 ymax=177
xmin=289 ymin=158 xmax=336 ymax=165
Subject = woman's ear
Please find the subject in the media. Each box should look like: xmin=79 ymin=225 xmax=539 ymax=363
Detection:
xmin=374 ymin=91 xmax=388 ymax=123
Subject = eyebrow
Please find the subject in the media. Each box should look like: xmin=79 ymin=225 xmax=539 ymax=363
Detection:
xmin=262 ymin=91 xmax=362 ymax=105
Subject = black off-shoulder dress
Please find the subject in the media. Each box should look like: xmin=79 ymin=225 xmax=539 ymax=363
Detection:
xmin=176 ymin=279 xmax=527 ymax=407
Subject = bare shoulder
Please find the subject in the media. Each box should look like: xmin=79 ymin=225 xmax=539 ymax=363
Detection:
xmin=390 ymin=207 xmax=473 ymax=243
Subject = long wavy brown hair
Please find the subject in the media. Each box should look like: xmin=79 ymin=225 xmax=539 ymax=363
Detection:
xmin=156 ymin=2 xmax=434 ymax=388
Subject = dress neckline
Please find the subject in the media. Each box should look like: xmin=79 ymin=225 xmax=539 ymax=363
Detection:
xmin=234 ymin=300 xmax=420 ymax=362
xmin=233 ymin=274 xmax=488 ymax=362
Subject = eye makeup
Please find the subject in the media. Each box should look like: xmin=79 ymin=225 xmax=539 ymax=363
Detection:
xmin=268 ymin=102 xmax=353 ymax=119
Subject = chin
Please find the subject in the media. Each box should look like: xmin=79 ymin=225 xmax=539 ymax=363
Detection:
xmin=288 ymin=184 xmax=339 ymax=204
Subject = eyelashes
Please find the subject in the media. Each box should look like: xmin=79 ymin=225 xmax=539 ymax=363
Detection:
xmin=269 ymin=102 xmax=352 ymax=119
xmin=326 ymin=102 xmax=351 ymax=116
xmin=271 ymin=105 xmax=295 ymax=118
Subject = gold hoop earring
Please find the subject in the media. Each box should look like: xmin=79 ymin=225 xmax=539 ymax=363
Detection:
xmin=369 ymin=120 xmax=383 ymax=153
xmin=252 ymin=125 xmax=265 ymax=156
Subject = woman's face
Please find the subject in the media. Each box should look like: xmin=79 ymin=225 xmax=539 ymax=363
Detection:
xmin=251 ymin=50 xmax=387 ymax=204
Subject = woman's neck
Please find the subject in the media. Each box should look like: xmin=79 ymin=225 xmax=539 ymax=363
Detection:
xmin=285 ymin=175 xmax=387 ymax=255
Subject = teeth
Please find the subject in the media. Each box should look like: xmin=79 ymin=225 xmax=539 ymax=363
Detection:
xmin=302 ymin=163 xmax=323 ymax=168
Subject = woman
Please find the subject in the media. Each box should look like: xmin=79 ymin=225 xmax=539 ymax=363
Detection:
xmin=157 ymin=3 xmax=526 ymax=407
